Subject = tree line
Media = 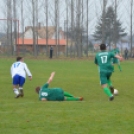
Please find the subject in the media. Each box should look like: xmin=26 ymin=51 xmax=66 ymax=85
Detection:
xmin=0 ymin=0 xmax=133 ymax=57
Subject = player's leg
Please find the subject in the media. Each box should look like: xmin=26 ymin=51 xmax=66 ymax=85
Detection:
xmin=13 ymin=85 xmax=20 ymax=98
xmin=64 ymin=91 xmax=83 ymax=101
xmin=19 ymin=76 xmax=25 ymax=97
xmin=102 ymin=84 xmax=114 ymax=101
xmin=100 ymin=73 xmax=114 ymax=101
xmin=112 ymin=58 xmax=116 ymax=72
xmin=117 ymin=59 xmax=122 ymax=71
xmin=107 ymin=74 xmax=114 ymax=94
xmin=12 ymin=75 xmax=20 ymax=98
xmin=19 ymin=87 xmax=24 ymax=97
xmin=65 ymin=96 xmax=83 ymax=101
xmin=64 ymin=91 xmax=74 ymax=97
xmin=108 ymin=83 xmax=114 ymax=94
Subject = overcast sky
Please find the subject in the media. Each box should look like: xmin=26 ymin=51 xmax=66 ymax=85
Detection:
xmin=0 ymin=0 xmax=133 ymax=34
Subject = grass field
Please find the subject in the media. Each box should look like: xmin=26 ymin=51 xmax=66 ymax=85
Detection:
xmin=0 ymin=57 xmax=134 ymax=134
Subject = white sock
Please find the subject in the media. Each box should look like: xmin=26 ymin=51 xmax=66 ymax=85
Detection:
xmin=19 ymin=87 xmax=23 ymax=91
xmin=13 ymin=88 xmax=19 ymax=95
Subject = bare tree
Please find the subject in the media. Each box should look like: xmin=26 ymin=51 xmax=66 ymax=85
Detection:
xmin=86 ymin=0 xmax=89 ymax=57
xmin=21 ymin=0 xmax=25 ymax=55
xmin=0 ymin=0 xmax=130 ymax=58
xmin=65 ymin=0 xmax=69 ymax=57
xmin=113 ymin=0 xmax=118 ymax=46
xmin=32 ymin=0 xmax=38 ymax=57
xmin=70 ymin=0 xmax=74 ymax=57
xmin=45 ymin=0 xmax=49 ymax=56
xmin=130 ymin=0 xmax=133 ymax=56
xmin=102 ymin=0 xmax=107 ymax=43
xmin=7 ymin=0 xmax=13 ymax=56
xmin=36 ymin=0 xmax=39 ymax=56
xmin=55 ymin=0 xmax=59 ymax=57
xmin=81 ymin=0 xmax=84 ymax=56
xmin=76 ymin=0 xmax=82 ymax=57
xmin=13 ymin=0 xmax=18 ymax=55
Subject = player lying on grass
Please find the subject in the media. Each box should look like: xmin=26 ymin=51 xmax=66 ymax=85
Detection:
xmin=35 ymin=72 xmax=83 ymax=101
xmin=94 ymin=44 xmax=123 ymax=101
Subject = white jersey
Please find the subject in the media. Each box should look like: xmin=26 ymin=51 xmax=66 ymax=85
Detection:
xmin=11 ymin=61 xmax=32 ymax=78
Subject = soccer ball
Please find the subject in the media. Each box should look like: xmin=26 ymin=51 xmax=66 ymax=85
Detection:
xmin=114 ymin=89 xmax=119 ymax=95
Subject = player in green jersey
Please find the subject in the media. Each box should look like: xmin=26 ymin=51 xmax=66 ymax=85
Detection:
xmin=111 ymin=45 xmax=122 ymax=71
xmin=94 ymin=44 xmax=123 ymax=101
xmin=35 ymin=72 xmax=83 ymax=101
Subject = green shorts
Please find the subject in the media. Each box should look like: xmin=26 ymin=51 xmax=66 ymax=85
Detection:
xmin=100 ymin=71 xmax=112 ymax=85
xmin=49 ymin=88 xmax=64 ymax=101
xmin=55 ymin=89 xmax=65 ymax=101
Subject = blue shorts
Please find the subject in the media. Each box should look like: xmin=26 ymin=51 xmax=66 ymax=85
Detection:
xmin=12 ymin=75 xmax=25 ymax=87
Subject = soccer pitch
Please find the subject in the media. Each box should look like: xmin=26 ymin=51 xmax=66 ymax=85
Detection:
xmin=0 ymin=58 xmax=134 ymax=134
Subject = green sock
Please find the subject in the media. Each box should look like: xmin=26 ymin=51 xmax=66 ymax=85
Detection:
xmin=64 ymin=92 xmax=73 ymax=97
xmin=113 ymin=65 xmax=115 ymax=72
xmin=107 ymin=80 xmax=112 ymax=87
xmin=65 ymin=97 xmax=79 ymax=101
xmin=118 ymin=64 xmax=122 ymax=71
xmin=103 ymin=87 xmax=113 ymax=97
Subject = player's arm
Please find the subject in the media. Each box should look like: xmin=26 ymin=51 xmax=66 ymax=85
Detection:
xmin=118 ymin=52 xmax=122 ymax=57
xmin=94 ymin=57 xmax=98 ymax=65
xmin=115 ymin=55 xmax=123 ymax=61
xmin=47 ymin=72 xmax=55 ymax=84
xmin=24 ymin=63 xmax=32 ymax=80
xmin=10 ymin=65 xmax=13 ymax=76
xmin=118 ymin=49 xmax=122 ymax=57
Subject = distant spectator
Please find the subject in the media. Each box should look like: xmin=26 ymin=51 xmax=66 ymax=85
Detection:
xmin=50 ymin=46 xmax=53 ymax=59
xmin=132 ymin=50 xmax=134 ymax=58
xmin=124 ymin=48 xmax=129 ymax=60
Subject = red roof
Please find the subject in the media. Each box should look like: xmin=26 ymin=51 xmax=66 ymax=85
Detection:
xmin=17 ymin=38 xmax=66 ymax=46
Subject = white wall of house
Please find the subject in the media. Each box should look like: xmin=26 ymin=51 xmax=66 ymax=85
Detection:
xmin=24 ymin=29 xmax=33 ymax=38
xmin=24 ymin=28 xmax=41 ymax=39
xmin=51 ymin=32 xmax=64 ymax=39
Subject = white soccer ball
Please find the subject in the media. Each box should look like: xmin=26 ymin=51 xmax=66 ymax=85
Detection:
xmin=114 ymin=89 xmax=119 ymax=95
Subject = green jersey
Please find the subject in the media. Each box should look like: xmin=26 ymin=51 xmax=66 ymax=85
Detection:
xmin=111 ymin=48 xmax=120 ymax=55
xmin=94 ymin=51 xmax=115 ymax=72
xmin=39 ymin=83 xmax=64 ymax=101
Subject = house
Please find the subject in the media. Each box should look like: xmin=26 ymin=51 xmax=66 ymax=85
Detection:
xmin=17 ymin=25 xmax=66 ymax=54
xmin=17 ymin=38 xmax=66 ymax=54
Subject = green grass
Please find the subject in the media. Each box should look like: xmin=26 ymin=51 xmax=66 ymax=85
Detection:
xmin=0 ymin=58 xmax=134 ymax=134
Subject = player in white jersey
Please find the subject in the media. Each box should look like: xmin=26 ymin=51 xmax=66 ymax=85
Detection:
xmin=10 ymin=57 xmax=32 ymax=98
